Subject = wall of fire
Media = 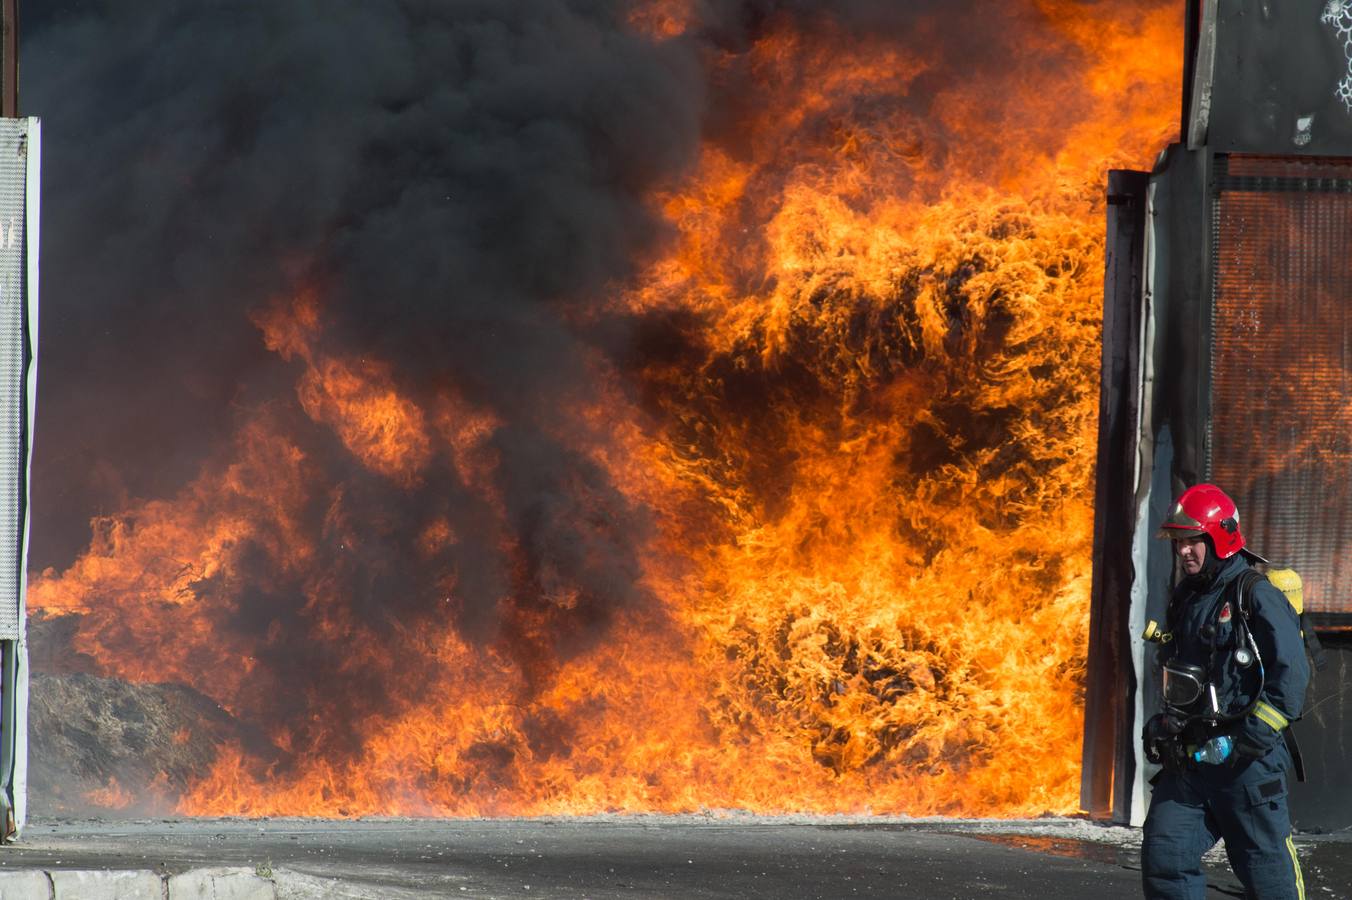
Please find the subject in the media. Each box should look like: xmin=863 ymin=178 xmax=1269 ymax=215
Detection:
xmin=1083 ymin=0 xmax=1352 ymax=830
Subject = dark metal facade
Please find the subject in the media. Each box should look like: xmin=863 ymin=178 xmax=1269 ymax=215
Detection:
xmin=1193 ymin=0 xmax=1352 ymax=156
xmin=1084 ymin=2 xmax=1352 ymax=827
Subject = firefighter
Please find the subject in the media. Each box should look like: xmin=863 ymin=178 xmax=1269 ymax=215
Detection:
xmin=1140 ymin=483 xmax=1309 ymax=900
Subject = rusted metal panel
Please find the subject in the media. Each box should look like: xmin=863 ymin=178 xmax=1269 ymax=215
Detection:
xmin=0 ymin=0 xmax=14 ymax=117
xmin=1206 ymin=153 xmax=1352 ymax=624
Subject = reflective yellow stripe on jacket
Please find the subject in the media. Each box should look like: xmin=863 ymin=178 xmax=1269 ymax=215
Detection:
xmin=1253 ymin=700 xmax=1289 ymax=733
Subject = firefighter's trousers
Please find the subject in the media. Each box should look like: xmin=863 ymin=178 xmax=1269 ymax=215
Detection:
xmin=1141 ymin=744 xmax=1304 ymax=900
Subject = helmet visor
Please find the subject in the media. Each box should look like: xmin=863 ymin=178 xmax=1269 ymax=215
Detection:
xmin=1156 ymin=501 xmax=1205 ymax=541
xmin=1162 ymin=662 xmax=1207 ymax=708
xmin=1155 ymin=525 xmax=1205 ymax=541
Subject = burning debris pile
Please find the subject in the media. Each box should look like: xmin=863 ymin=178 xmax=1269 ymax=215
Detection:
xmin=24 ymin=0 xmax=1179 ymax=817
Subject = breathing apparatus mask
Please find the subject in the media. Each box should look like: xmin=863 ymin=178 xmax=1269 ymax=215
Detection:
xmin=1145 ymin=656 xmax=1233 ymax=770
xmin=1160 ymin=662 xmax=1208 ymax=711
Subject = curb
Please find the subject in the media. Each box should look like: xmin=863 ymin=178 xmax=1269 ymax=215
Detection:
xmin=0 ymin=866 xmax=275 ymax=899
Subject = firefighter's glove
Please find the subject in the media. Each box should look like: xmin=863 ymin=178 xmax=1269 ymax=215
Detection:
xmin=1143 ymin=714 xmax=1188 ymax=772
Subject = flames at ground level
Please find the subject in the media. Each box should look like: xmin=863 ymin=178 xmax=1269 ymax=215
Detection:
xmin=28 ymin=0 xmax=1181 ymax=817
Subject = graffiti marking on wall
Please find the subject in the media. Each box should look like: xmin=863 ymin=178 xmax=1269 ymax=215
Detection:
xmin=1323 ymin=0 xmax=1352 ymax=112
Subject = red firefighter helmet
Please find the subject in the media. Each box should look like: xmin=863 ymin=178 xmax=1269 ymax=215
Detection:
xmin=1155 ymin=483 xmax=1245 ymax=559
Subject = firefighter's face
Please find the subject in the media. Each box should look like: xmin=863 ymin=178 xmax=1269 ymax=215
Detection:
xmin=1173 ymin=536 xmax=1207 ymax=575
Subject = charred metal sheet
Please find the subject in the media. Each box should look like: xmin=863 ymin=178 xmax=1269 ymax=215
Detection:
xmin=1186 ymin=0 xmax=1220 ymax=150
xmin=1082 ymin=169 xmax=1151 ymax=824
xmin=1206 ymin=0 xmax=1352 ymax=155
xmin=1149 ymin=145 xmax=1213 ymax=493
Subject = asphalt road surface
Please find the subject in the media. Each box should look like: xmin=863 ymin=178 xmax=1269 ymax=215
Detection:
xmin=2 ymin=816 xmax=1349 ymax=899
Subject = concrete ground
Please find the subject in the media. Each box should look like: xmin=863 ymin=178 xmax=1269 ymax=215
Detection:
xmin=0 ymin=816 xmax=1347 ymax=899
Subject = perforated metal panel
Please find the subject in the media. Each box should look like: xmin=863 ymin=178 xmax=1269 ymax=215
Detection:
xmin=1209 ymin=154 xmax=1352 ymax=621
xmin=0 ymin=119 xmax=34 ymax=642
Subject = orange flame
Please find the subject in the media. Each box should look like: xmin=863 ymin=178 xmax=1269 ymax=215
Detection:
xmin=30 ymin=1 xmax=1182 ymax=817
xmin=83 ymin=777 xmax=135 ymax=811
xmin=255 ymin=292 xmax=433 ymax=485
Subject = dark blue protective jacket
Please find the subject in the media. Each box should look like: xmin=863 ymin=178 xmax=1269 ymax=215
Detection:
xmin=1144 ymin=552 xmax=1311 ymax=899
xmin=1162 ymin=552 xmax=1309 ymax=754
